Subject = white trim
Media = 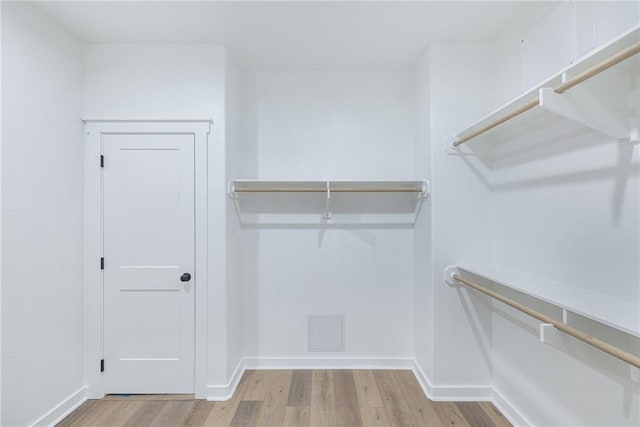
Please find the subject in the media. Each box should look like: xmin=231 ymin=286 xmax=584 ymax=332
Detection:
xmin=84 ymin=120 xmax=211 ymax=399
xmin=205 ymin=357 xmax=413 ymax=400
xmin=492 ymin=388 xmax=532 ymax=427
xmin=411 ymin=360 xmax=492 ymax=401
xmin=244 ymin=357 xmax=415 ymax=370
xmin=412 ymin=360 xmax=528 ymax=426
xmin=82 ymin=117 xmax=214 ymax=123
xmin=204 ymin=357 xmax=526 ymax=424
xmin=206 ymin=359 xmax=246 ymax=401
xmin=31 ymin=386 xmax=87 ymax=427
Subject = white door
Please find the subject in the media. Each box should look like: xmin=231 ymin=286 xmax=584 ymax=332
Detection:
xmin=103 ymin=133 xmax=195 ymax=394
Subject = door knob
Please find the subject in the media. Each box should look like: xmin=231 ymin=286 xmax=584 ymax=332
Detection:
xmin=180 ymin=273 xmax=192 ymax=282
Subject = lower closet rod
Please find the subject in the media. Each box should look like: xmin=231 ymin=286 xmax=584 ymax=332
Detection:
xmin=452 ymin=274 xmax=640 ymax=369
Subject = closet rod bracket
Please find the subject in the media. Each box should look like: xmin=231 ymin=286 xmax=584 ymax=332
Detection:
xmin=445 ymin=137 xmax=475 ymax=156
xmin=227 ymin=181 xmax=240 ymax=200
xmin=322 ymin=180 xmax=332 ymax=221
xmin=444 ymin=265 xmax=461 ymax=285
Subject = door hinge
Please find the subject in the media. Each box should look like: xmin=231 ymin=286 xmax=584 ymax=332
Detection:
xmin=100 ymin=359 xmax=104 ymax=372
xmin=100 ymin=155 xmax=104 ymax=168
xmin=100 ymin=257 xmax=104 ymax=270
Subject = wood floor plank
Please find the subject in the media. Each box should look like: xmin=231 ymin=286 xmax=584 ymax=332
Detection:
xmin=373 ymin=370 xmax=415 ymax=427
xmin=237 ymin=370 xmax=270 ymax=401
xmin=56 ymin=400 xmax=100 ymax=427
xmin=310 ymin=370 xmax=336 ymax=427
xmin=455 ymin=402 xmax=501 ymax=427
xmin=283 ymin=406 xmax=310 ymax=427
xmin=256 ymin=370 xmax=292 ymax=426
xmin=332 ymin=370 xmax=363 ymax=427
xmin=202 ymin=398 xmax=242 ymax=427
xmin=122 ymin=401 xmax=167 ymax=427
xmin=96 ymin=402 xmax=148 ymax=426
xmin=57 ymin=370 xmax=512 ymax=427
xmin=433 ymin=402 xmax=472 ymax=427
xmin=360 ymin=407 xmax=392 ymax=427
xmin=392 ymin=370 xmax=444 ymax=427
xmin=287 ymin=370 xmax=312 ymax=407
xmin=184 ymin=400 xmax=217 ymax=426
xmin=150 ymin=400 xmax=198 ymax=426
xmin=87 ymin=401 xmax=144 ymax=426
xmin=479 ymin=402 xmax=512 ymax=427
xmin=352 ymin=370 xmax=384 ymax=408
xmin=229 ymin=401 xmax=263 ymax=427
xmin=203 ymin=370 xmax=254 ymax=427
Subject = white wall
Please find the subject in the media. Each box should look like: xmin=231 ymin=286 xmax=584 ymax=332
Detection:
xmin=239 ymin=70 xmax=416 ymax=362
xmin=428 ymin=43 xmax=495 ymax=387
xmin=225 ymin=51 xmax=244 ymax=378
xmin=82 ymin=43 xmax=234 ymax=390
xmin=83 ymin=44 xmax=224 ymax=119
xmin=485 ymin=4 xmax=640 ymax=425
xmin=412 ymin=49 xmax=434 ymax=378
xmin=1 ymin=3 xmax=4 ymax=422
xmin=1 ymin=3 xmax=85 ymax=425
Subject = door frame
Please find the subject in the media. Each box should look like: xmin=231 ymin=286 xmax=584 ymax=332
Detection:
xmin=84 ymin=119 xmax=212 ymax=399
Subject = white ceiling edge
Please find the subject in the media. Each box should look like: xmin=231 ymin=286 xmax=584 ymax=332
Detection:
xmin=31 ymin=1 xmax=562 ymax=68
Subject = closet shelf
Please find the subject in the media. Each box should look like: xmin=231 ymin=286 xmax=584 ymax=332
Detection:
xmin=448 ymin=25 xmax=640 ymax=152
xmin=228 ymin=179 xmax=429 ymax=225
xmin=447 ymin=264 xmax=640 ymax=338
xmin=230 ymin=179 xmax=428 ymax=193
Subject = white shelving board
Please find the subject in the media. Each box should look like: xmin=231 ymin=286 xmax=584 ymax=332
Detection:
xmin=450 ymin=24 xmax=640 ymax=155
xmin=229 ymin=179 xmax=429 ymax=225
xmin=456 ymin=264 xmax=640 ymax=338
xmin=231 ymin=179 xmax=427 ymax=192
xmin=232 ymin=179 xmax=326 ymax=192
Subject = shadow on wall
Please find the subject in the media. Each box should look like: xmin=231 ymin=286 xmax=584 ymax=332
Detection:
xmin=461 ymin=274 xmax=640 ymax=419
xmin=459 ymin=134 xmax=638 ymax=226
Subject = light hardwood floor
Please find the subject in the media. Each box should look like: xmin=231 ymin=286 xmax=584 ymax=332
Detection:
xmin=58 ymin=370 xmax=512 ymax=427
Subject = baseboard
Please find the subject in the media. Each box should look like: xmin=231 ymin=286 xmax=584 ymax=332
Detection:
xmin=411 ymin=360 xmax=492 ymax=401
xmin=243 ymin=357 xmax=415 ymax=370
xmin=491 ymin=388 xmax=531 ymax=427
xmin=206 ymin=358 xmax=245 ymax=401
xmin=206 ymin=356 xmax=528 ymax=426
xmin=205 ymin=357 xmax=412 ymax=400
xmin=32 ymin=386 xmax=87 ymax=427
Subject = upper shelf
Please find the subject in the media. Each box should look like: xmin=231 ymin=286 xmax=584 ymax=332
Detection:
xmin=231 ymin=179 xmax=428 ymax=193
xmin=229 ymin=179 xmax=429 ymax=225
xmin=449 ymin=25 xmax=640 ymax=153
xmin=454 ymin=264 xmax=640 ymax=338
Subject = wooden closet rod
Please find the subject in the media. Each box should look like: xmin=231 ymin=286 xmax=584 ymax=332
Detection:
xmin=452 ymin=41 xmax=640 ymax=147
xmin=234 ymin=187 xmax=424 ymax=193
xmin=452 ymin=274 xmax=640 ymax=369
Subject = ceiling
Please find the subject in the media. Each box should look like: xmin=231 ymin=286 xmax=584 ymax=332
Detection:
xmin=34 ymin=1 xmax=560 ymax=68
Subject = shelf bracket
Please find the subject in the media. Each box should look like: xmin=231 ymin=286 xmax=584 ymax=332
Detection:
xmin=444 ymin=265 xmax=460 ymax=286
xmin=539 ymin=87 xmax=630 ymax=140
xmin=227 ymin=181 xmax=239 ymax=199
xmin=445 ymin=137 xmax=476 ymax=156
xmin=539 ymin=323 xmax=637 ymax=377
xmin=227 ymin=181 xmax=244 ymax=225
xmin=322 ymin=180 xmax=332 ymax=221
xmin=412 ymin=180 xmax=430 ymax=223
